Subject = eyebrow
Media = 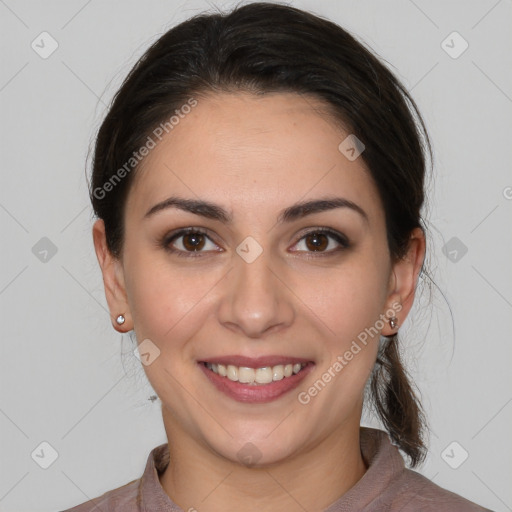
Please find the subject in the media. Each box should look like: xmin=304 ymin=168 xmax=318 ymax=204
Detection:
xmin=143 ymin=195 xmax=368 ymax=224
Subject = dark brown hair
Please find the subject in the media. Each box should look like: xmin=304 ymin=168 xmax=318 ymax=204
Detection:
xmin=89 ymin=1 xmax=431 ymax=467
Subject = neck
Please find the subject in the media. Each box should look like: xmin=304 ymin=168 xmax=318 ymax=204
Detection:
xmin=158 ymin=410 xmax=368 ymax=512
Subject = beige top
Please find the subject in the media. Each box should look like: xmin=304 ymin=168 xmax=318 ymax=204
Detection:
xmin=60 ymin=427 xmax=493 ymax=511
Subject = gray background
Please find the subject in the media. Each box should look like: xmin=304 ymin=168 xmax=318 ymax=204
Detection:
xmin=1 ymin=0 xmax=511 ymax=511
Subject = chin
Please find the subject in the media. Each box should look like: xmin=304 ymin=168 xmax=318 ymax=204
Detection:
xmin=205 ymin=430 xmax=305 ymax=469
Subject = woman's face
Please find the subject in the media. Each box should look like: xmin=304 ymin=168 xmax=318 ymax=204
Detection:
xmin=96 ymin=92 xmax=416 ymax=465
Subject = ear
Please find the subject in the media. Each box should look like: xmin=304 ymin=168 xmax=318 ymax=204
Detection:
xmin=92 ymin=219 xmax=132 ymax=332
xmin=381 ymin=227 xmax=426 ymax=336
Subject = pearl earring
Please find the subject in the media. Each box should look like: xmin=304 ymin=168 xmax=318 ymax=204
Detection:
xmin=389 ymin=317 xmax=398 ymax=329
xmin=116 ymin=315 xmax=125 ymax=325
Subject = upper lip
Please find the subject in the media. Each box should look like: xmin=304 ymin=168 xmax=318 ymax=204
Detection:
xmin=199 ymin=355 xmax=313 ymax=368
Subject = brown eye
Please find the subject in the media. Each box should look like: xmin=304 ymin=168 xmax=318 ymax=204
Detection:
xmin=163 ymin=228 xmax=219 ymax=256
xmin=182 ymin=232 xmax=206 ymax=251
xmin=292 ymin=228 xmax=350 ymax=255
xmin=304 ymin=232 xmax=329 ymax=251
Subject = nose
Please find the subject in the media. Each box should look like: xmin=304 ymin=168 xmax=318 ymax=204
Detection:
xmin=216 ymin=247 xmax=295 ymax=339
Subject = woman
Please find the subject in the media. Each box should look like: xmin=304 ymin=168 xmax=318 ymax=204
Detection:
xmin=62 ymin=2 xmax=492 ymax=511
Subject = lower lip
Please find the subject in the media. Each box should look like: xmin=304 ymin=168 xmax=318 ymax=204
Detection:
xmin=199 ymin=362 xmax=314 ymax=403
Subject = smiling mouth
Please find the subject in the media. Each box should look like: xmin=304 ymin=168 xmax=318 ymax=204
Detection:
xmin=203 ymin=362 xmax=308 ymax=385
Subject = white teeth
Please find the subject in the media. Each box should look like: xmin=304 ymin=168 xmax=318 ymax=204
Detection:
xmin=272 ymin=365 xmax=284 ymax=381
xmin=227 ymin=365 xmax=238 ymax=382
xmin=205 ymin=362 xmax=307 ymax=385
xmin=238 ymin=367 xmax=255 ymax=383
xmin=255 ymin=367 xmax=273 ymax=384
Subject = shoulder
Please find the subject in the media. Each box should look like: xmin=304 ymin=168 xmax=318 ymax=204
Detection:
xmin=59 ymin=477 xmax=140 ymax=512
xmin=387 ymin=468 xmax=494 ymax=511
xmin=350 ymin=427 xmax=494 ymax=512
xmin=59 ymin=442 xmax=170 ymax=511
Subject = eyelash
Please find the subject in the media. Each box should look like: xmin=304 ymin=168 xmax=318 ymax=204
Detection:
xmin=160 ymin=227 xmax=350 ymax=259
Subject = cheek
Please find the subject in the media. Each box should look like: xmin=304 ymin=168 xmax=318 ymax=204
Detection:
xmin=124 ymin=261 xmax=217 ymax=405
xmin=296 ymin=255 xmax=390 ymax=345
xmin=124 ymin=252 xmax=222 ymax=354
xmin=125 ymin=238 xmax=390 ymax=348
xmin=292 ymin=264 xmax=388 ymax=426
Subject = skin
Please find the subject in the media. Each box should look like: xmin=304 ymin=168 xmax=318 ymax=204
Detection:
xmin=93 ymin=91 xmax=425 ymax=512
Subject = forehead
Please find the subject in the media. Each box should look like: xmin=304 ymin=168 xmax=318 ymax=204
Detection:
xmin=126 ymin=92 xmax=382 ymax=222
